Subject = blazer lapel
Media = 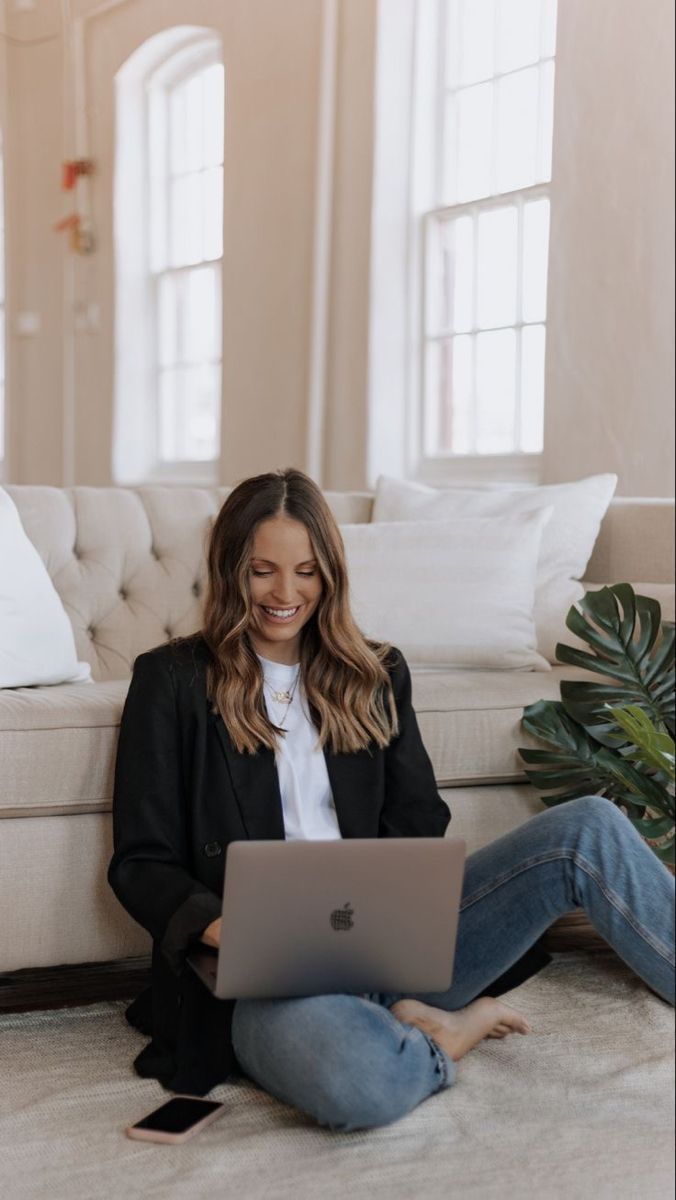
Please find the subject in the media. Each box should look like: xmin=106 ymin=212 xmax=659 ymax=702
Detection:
xmin=323 ymin=746 xmax=381 ymax=838
xmin=210 ymin=712 xmax=286 ymax=840
xmin=210 ymin=709 xmax=380 ymax=841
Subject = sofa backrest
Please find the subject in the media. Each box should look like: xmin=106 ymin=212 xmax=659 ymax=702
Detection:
xmin=5 ymin=485 xmax=674 ymax=681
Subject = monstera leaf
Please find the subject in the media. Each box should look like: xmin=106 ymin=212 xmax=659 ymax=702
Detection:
xmin=556 ymin=584 xmax=675 ymax=742
xmin=608 ymin=704 xmax=675 ymax=783
xmin=520 ymin=585 xmax=675 ymax=867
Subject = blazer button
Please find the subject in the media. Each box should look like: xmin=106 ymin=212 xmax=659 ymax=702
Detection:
xmin=203 ymin=841 xmax=222 ymax=858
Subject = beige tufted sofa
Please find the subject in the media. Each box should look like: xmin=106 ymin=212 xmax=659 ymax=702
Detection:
xmin=0 ymin=486 xmax=674 ymax=973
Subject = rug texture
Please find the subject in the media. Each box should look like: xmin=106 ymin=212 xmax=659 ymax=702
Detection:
xmin=0 ymin=951 xmax=674 ymax=1200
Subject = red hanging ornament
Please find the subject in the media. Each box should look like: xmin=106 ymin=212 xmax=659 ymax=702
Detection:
xmin=61 ymin=159 xmax=95 ymax=191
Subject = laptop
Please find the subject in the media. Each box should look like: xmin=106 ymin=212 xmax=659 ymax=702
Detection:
xmin=187 ymin=837 xmax=466 ymax=1000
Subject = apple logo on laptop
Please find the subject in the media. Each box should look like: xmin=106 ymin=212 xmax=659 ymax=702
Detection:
xmin=330 ymin=902 xmax=354 ymax=931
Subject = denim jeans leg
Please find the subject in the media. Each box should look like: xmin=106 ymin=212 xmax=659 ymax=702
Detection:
xmin=232 ymin=797 xmax=675 ymax=1132
xmin=231 ymin=991 xmax=456 ymax=1131
xmin=381 ymin=795 xmax=676 ymax=1013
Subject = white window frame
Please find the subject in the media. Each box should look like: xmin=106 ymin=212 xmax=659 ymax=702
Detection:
xmin=113 ymin=27 xmax=224 ymax=486
xmin=410 ymin=0 xmax=556 ymax=486
xmin=148 ymin=41 xmax=223 ymax=479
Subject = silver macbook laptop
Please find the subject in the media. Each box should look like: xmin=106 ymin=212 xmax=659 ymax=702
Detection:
xmin=187 ymin=837 xmax=466 ymax=1000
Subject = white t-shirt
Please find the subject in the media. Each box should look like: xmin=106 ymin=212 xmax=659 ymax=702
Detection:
xmin=257 ymin=653 xmax=342 ymax=842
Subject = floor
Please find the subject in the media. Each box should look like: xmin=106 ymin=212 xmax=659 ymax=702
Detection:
xmin=0 ymin=950 xmax=673 ymax=1200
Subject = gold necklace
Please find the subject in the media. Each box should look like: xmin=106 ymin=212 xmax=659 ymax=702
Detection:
xmin=263 ymin=669 xmax=301 ymax=727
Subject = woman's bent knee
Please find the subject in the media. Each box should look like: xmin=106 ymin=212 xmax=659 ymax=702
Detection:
xmin=231 ymin=994 xmax=448 ymax=1131
xmin=550 ymin=794 xmax=626 ymax=839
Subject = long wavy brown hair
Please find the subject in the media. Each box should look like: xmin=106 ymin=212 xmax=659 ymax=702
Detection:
xmin=201 ymin=467 xmax=399 ymax=755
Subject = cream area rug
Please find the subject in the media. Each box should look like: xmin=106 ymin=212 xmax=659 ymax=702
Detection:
xmin=0 ymin=952 xmax=674 ymax=1200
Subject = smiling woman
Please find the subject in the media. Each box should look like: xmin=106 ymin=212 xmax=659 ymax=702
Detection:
xmin=247 ymin=516 xmax=323 ymax=663
xmin=200 ymin=468 xmax=400 ymax=756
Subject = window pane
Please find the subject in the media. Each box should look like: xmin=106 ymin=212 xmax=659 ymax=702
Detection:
xmin=457 ymin=0 xmax=496 ymax=86
xmin=169 ymin=86 xmax=187 ymax=176
xmin=443 ymin=0 xmax=461 ymax=89
xmin=496 ymin=0 xmax=541 ymax=74
xmin=456 ymin=82 xmax=494 ymax=203
xmin=148 ymin=89 xmax=168 ymax=272
xmin=203 ymin=63 xmax=225 ymax=167
xmin=183 ymin=364 xmax=221 ymax=460
xmin=541 ymin=0 xmax=558 ymax=58
xmin=425 ymin=218 xmax=445 ymax=336
xmin=184 ymin=73 xmax=204 ymax=172
xmin=157 ymin=274 xmax=178 ymax=367
xmin=477 ymin=205 xmax=517 ymax=329
xmin=496 ymin=66 xmax=539 ymax=193
xmin=442 ymin=215 xmax=474 ymax=333
xmin=441 ymin=92 xmax=458 ymax=205
xmin=170 ymin=174 xmax=203 ymax=267
xmin=537 ymin=60 xmax=555 ymax=182
xmin=158 ymin=368 xmax=181 ymax=461
xmin=520 ymin=323 xmax=546 ymax=452
xmin=424 ymin=341 xmax=442 ymax=456
xmin=158 ymin=365 xmax=220 ymax=461
xmin=182 ymin=266 xmax=221 ymax=363
xmin=475 ymin=328 xmax=516 ymax=453
xmin=449 ymin=334 xmax=473 ymax=453
xmin=202 ymin=167 xmax=224 ymax=261
xmin=522 ymin=197 xmax=550 ymax=323
xmin=453 ymin=216 xmax=475 ymax=332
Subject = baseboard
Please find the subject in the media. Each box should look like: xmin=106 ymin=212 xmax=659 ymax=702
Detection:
xmin=0 ymin=956 xmax=152 ymax=1013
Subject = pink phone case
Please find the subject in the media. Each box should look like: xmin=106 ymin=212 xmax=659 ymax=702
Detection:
xmin=125 ymin=1095 xmax=226 ymax=1145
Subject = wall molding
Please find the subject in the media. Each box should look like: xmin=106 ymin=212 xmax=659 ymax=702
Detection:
xmin=305 ymin=0 xmax=337 ymax=488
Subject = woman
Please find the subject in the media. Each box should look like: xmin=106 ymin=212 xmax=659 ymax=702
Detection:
xmin=108 ymin=468 xmax=675 ymax=1132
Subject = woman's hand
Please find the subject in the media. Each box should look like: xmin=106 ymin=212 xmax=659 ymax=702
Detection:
xmin=200 ymin=917 xmax=221 ymax=949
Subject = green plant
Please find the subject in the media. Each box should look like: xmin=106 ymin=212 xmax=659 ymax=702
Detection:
xmin=519 ymin=584 xmax=675 ymax=867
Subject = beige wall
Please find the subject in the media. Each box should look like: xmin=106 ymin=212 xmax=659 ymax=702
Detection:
xmin=2 ymin=2 xmax=65 ymax=484
xmin=543 ymin=0 xmax=675 ymax=496
xmin=0 ymin=0 xmax=673 ymax=495
xmin=322 ymin=0 xmax=376 ymax=491
xmin=2 ymin=0 xmax=331 ymax=487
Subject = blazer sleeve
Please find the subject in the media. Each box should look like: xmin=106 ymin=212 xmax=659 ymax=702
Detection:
xmin=107 ymin=650 xmax=222 ymax=977
xmin=379 ymin=647 xmax=452 ymax=839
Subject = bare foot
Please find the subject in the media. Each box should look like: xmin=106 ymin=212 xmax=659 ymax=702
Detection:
xmin=389 ymin=996 xmax=533 ymax=1062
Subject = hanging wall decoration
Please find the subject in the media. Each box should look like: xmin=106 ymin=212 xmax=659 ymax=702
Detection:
xmin=54 ymin=159 xmax=96 ymax=254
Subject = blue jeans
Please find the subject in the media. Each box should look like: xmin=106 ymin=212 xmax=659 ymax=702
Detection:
xmin=231 ymin=797 xmax=676 ymax=1132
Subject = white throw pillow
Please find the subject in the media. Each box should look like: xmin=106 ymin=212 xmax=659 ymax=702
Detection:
xmin=0 ymin=487 xmax=92 ymax=687
xmin=372 ymin=474 xmax=618 ymax=662
xmin=340 ymin=513 xmax=552 ymax=671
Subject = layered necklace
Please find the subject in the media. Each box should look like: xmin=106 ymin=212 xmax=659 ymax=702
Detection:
xmin=262 ymin=666 xmax=301 ymax=730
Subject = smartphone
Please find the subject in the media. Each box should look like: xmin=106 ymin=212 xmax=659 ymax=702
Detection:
xmin=125 ymin=1095 xmax=226 ymax=1144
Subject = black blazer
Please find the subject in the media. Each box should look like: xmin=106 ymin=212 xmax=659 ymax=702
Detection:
xmin=108 ymin=634 xmax=550 ymax=1095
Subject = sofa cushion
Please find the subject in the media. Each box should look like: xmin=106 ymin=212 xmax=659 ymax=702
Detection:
xmin=372 ymin=473 xmax=618 ymax=663
xmin=0 ymin=667 xmax=584 ymax=817
xmin=0 ymin=681 xmax=128 ymax=817
xmin=413 ymin=665 xmax=584 ymax=786
xmin=0 ymin=488 xmax=91 ymax=688
xmin=341 ymin=514 xmax=552 ymax=670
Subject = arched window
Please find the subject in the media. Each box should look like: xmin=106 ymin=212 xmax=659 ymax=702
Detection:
xmin=415 ymin=0 xmax=558 ymax=481
xmin=114 ymin=28 xmax=224 ymax=483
